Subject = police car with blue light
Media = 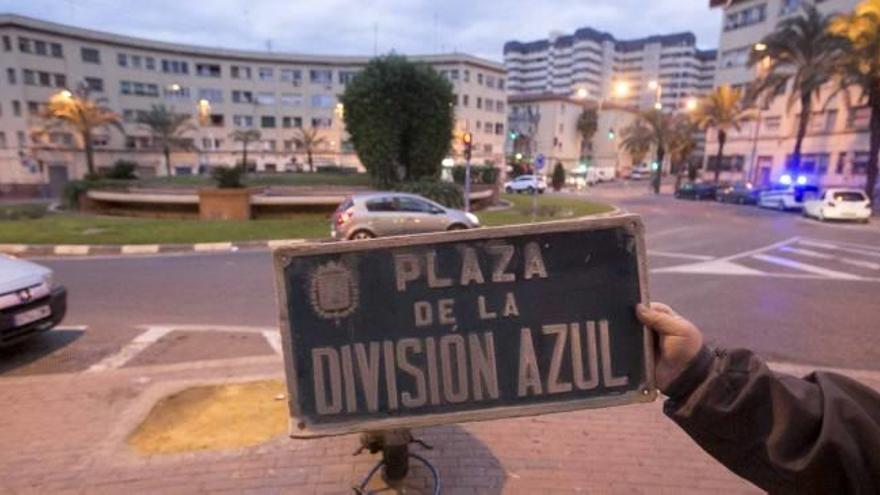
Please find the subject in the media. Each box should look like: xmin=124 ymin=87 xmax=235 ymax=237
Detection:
xmin=757 ymin=174 xmax=819 ymax=211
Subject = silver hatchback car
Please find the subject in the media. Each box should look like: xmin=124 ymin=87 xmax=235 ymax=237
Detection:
xmin=331 ymin=192 xmax=481 ymax=240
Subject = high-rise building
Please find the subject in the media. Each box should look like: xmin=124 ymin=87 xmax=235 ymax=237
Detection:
xmin=708 ymin=0 xmax=869 ymax=188
xmin=504 ymin=28 xmax=717 ymax=112
xmin=0 ymin=14 xmax=506 ymax=195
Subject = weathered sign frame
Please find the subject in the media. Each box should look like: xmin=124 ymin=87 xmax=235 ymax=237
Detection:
xmin=273 ymin=213 xmax=656 ymax=438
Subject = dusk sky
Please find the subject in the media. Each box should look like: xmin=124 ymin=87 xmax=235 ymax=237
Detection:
xmin=1 ymin=0 xmax=722 ymax=61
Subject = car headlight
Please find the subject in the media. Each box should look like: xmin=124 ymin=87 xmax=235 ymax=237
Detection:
xmin=465 ymin=212 xmax=480 ymax=225
xmin=42 ymin=272 xmax=57 ymax=289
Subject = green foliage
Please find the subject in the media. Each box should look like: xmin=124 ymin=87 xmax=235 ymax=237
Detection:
xmin=551 ymin=162 xmax=566 ymax=191
xmin=315 ymin=165 xmax=359 ymax=175
xmin=341 ymin=55 xmax=454 ymax=187
xmin=451 ymin=165 xmax=498 ymax=185
xmin=391 ymin=180 xmax=464 ymax=209
xmin=0 ymin=203 xmax=48 ymax=220
xmin=61 ymin=178 xmax=133 ymax=209
xmin=211 ymin=166 xmax=246 ymax=189
xmin=105 ymin=160 xmax=138 ymax=180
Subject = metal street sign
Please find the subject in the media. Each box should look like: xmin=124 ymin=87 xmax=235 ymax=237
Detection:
xmin=535 ymin=154 xmax=546 ymax=170
xmin=273 ymin=214 xmax=655 ymax=438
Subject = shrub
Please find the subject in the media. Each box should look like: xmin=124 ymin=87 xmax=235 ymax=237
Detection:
xmin=212 ymin=166 xmax=246 ymax=189
xmin=392 ymin=180 xmax=464 ymax=209
xmin=551 ymin=162 xmax=566 ymax=191
xmin=451 ymin=165 xmax=499 ymax=185
xmin=0 ymin=203 xmax=48 ymax=220
xmin=61 ymin=178 xmax=134 ymax=209
xmin=105 ymin=160 xmax=138 ymax=180
xmin=315 ymin=165 xmax=359 ymax=175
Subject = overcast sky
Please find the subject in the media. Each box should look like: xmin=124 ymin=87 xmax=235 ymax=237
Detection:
xmin=1 ymin=0 xmax=722 ymax=61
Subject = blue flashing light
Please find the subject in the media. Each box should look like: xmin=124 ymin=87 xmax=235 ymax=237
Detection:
xmin=796 ymin=175 xmax=808 ymax=185
xmin=779 ymin=174 xmax=793 ymax=186
xmin=650 ymin=161 xmax=659 ymax=171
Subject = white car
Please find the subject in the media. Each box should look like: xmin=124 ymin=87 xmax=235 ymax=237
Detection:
xmin=504 ymin=175 xmax=547 ymax=194
xmin=803 ymin=188 xmax=872 ymax=223
xmin=0 ymin=255 xmax=67 ymax=347
xmin=758 ymin=184 xmax=819 ymax=211
xmin=629 ymin=164 xmax=651 ymax=180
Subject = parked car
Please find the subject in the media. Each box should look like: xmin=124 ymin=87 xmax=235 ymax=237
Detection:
xmin=0 ymin=255 xmax=67 ymax=347
xmin=629 ymin=164 xmax=651 ymax=180
xmin=675 ymin=182 xmax=718 ymax=200
xmin=504 ymin=175 xmax=547 ymax=194
xmin=716 ymin=181 xmax=759 ymax=205
xmin=332 ymin=192 xmax=481 ymax=240
xmin=802 ymin=188 xmax=872 ymax=223
xmin=758 ymin=184 xmax=819 ymax=211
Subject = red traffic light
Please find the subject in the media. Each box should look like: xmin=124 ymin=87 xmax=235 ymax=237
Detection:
xmin=462 ymin=132 xmax=473 ymax=145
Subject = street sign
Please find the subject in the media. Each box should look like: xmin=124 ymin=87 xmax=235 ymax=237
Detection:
xmin=273 ymin=215 xmax=656 ymax=438
xmin=535 ymin=154 xmax=546 ymax=170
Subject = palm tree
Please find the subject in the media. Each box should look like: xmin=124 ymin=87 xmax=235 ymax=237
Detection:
xmin=136 ymin=104 xmax=195 ymax=177
xmin=576 ymin=107 xmax=598 ymax=160
xmin=749 ymin=3 xmax=844 ymax=176
xmin=291 ymin=127 xmax=328 ymax=172
xmin=40 ymin=86 xmax=123 ymax=176
xmin=229 ymin=129 xmax=262 ymax=171
xmin=667 ymin=114 xmax=700 ymax=189
xmin=829 ymin=0 xmax=880 ymax=200
xmin=694 ymin=85 xmax=754 ymax=183
xmin=620 ymin=120 xmax=653 ymax=167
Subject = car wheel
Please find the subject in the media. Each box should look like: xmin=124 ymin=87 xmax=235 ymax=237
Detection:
xmin=505 ymin=187 xmax=513 ymax=194
xmin=818 ymin=209 xmax=826 ymax=222
xmin=527 ymin=187 xmax=535 ymax=195
xmin=349 ymin=230 xmax=375 ymax=240
xmin=447 ymin=224 xmax=467 ymax=231
xmin=737 ymin=197 xmax=745 ymax=205
xmin=777 ymin=201 xmax=786 ymax=212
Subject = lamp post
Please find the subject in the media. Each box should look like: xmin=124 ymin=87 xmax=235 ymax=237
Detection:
xmin=747 ymin=43 xmax=770 ymax=185
xmin=573 ymin=81 xmax=630 ymax=176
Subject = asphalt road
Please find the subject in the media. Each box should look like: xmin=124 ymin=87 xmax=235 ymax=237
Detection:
xmin=4 ymin=184 xmax=880 ymax=376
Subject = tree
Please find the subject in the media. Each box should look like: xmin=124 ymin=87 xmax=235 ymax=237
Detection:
xmin=829 ymin=0 xmax=880 ymax=200
xmin=576 ymin=107 xmax=598 ymax=160
xmin=291 ymin=127 xmax=328 ymax=173
xmin=229 ymin=129 xmax=262 ymax=171
xmin=341 ymin=55 xmax=454 ymax=187
xmin=40 ymin=86 xmax=123 ymax=176
xmin=136 ymin=104 xmax=195 ymax=177
xmin=620 ymin=121 xmax=653 ymax=167
xmin=633 ymin=109 xmax=674 ymax=194
xmin=694 ymin=85 xmax=754 ymax=183
xmin=551 ymin=162 xmax=566 ymax=191
xmin=667 ymin=115 xmax=700 ymax=189
xmin=750 ymin=3 xmax=843 ymax=176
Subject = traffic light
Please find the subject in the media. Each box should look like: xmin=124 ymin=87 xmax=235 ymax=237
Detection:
xmin=650 ymin=161 xmax=659 ymax=171
xmin=607 ymin=128 xmax=615 ymax=140
xmin=462 ymin=132 xmax=473 ymax=162
xmin=508 ymin=130 xmax=518 ymax=140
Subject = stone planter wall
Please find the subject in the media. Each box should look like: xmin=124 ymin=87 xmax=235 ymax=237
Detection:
xmin=198 ymin=188 xmax=252 ymax=220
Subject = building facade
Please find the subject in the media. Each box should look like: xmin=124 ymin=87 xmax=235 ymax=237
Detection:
xmin=0 ymin=14 xmax=506 ymax=195
xmin=504 ymin=28 xmax=717 ymax=112
xmin=707 ymin=0 xmax=870 ymax=188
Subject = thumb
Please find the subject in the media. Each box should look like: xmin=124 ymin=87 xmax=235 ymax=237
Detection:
xmin=636 ymin=304 xmax=689 ymax=337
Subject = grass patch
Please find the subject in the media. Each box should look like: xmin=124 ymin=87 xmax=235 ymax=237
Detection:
xmin=139 ymin=172 xmax=371 ymax=189
xmin=128 ymin=380 xmax=287 ymax=455
xmin=0 ymin=203 xmax=49 ymax=221
xmin=0 ymin=194 xmax=613 ymax=245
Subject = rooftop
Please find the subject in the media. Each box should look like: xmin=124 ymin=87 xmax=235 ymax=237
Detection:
xmin=504 ymin=28 xmax=714 ymax=55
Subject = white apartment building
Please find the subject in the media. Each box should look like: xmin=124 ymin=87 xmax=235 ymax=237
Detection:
xmin=504 ymin=28 xmax=717 ymax=112
xmin=708 ymin=0 xmax=870 ymax=188
xmin=0 ymin=14 xmax=506 ymax=196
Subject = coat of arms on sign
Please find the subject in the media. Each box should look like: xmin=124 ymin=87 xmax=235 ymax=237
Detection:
xmin=308 ymin=260 xmax=359 ymax=322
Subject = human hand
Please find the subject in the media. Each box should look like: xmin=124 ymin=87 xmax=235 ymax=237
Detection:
xmin=636 ymin=303 xmax=704 ymax=393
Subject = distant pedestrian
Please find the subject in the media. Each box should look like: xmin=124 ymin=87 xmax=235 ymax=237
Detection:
xmin=636 ymin=303 xmax=880 ymax=494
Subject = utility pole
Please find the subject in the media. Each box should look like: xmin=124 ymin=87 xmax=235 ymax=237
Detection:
xmin=463 ymin=132 xmax=473 ymax=212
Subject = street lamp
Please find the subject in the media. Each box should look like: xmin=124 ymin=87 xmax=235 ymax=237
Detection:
xmin=685 ymin=98 xmax=698 ymax=112
xmin=612 ymin=81 xmax=630 ymax=99
xmin=754 ymin=42 xmax=767 ymax=52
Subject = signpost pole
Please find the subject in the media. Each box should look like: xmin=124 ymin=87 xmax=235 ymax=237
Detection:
xmin=465 ymin=158 xmax=471 ymax=213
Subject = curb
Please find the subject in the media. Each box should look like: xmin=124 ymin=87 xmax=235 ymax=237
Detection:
xmin=0 ymin=239 xmax=308 ymax=258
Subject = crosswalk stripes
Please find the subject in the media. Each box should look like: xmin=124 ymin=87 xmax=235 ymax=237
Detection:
xmin=652 ymin=236 xmax=880 ymax=282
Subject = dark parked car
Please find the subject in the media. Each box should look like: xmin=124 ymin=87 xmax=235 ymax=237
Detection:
xmin=675 ymin=182 xmax=718 ymax=200
xmin=715 ymin=181 xmax=759 ymax=205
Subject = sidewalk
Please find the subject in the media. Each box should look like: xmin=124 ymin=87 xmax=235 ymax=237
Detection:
xmin=7 ymin=357 xmax=873 ymax=493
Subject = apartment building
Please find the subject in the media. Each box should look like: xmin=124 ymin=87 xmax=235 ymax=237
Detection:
xmin=0 ymin=14 xmax=506 ymax=195
xmin=504 ymin=28 xmax=717 ymax=112
xmin=708 ymin=0 xmax=868 ymax=187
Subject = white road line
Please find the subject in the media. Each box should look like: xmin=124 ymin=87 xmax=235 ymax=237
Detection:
xmin=262 ymin=329 xmax=283 ymax=355
xmin=647 ymin=250 xmax=715 ymax=261
xmin=652 ymin=259 xmax=766 ymax=276
xmin=752 ymin=254 xmax=863 ymax=280
xmin=778 ymin=246 xmax=833 ymax=259
xmin=148 ymin=324 xmax=277 ymax=334
xmin=121 ymin=244 xmax=160 ymax=255
xmin=840 ymin=258 xmax=880 ymax=270
xmin=720 ymin=237 xmax=802 ymax=262
xmin=798 ymin=239 xmax=880 ymax=259
xmin=86 ymin=326 xmax=172 ymax=372
xmin=647 ymin=226 xmax=698 ymax=239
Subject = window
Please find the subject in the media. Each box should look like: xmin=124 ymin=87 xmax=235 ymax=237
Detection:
xmin=464 ymin=70 xmax=470 ymax=82
xmin=724 ymin=3 xmax=767 ymax=31
xmin=208 ymin=114 xmax=224 ymax=127
xmin=486 ymin=75 xmax=496 ymax=88
xmin=462 ymin=94 xmax=469 ymax=107
xmin=310 ymin=69 xmax=333 ymax=84
xmin=34 ymin=40 xmax=47 ymax=56
xmin=311 ymin=94 xmax=335 ymax=108
xmin=260 ymin=116 xmax=276 ymax=128
xmin=85 ymin=77 xmax=104 ymax=92
xmin=2 ymin=35 xmax=10 ymax=52
xmin=720 ymin=47 xmax=749 ymax=69
xmin=498 ymin=78 xmax=505 ymax=90
xmin=496 ymin=101 xmax=505 ymax=113
xmin=50 ymin=43 xmax=63 ymax=58
xmin=233 ymin=115 xmax=254 ymax=127
xmin=450 ymin=69 xmax=459 ymax=80
xmin=281 ymin=93 xmax=304 ymax=106
xmin=6 ymin=68 xmax=15 ymax=85
xmin=853 ymin=151 xmax=870 ymax=175
xmin=232 ymin=90 xmax=254 ymax=104
xmin=836 ymin=152 xmax=847 ymax=174
xmin=120 ymin=81 xmax=160 ymax=97
xmin=198 ymin=88 xmax=223 ymax=103
xmin=27 ymin=101 xmax=40 ymax=115
xmin=282 ymin=116 xmax=303 ymax=128
xmin=762 ymin=116 xmax=781 ymax=132
xmin=231 ymin=65 xmax=252 ymax=79
xmin=265 ymin=140 xmax=276 ymax=151
xmin=145 ymin=57 xmax=156 ymax=70
xmin=495 ymin=123 xmax=504 ymax=135
xmin=12 ymin=100 xmax=21 ymax=117
xmin=485 ymin=99 xmax=494 ymax=112
xmin=161 ymin=59 xmax=189 ymax=74
xmin=256 ymin=92 xmax=275 ymax=105
xmin=18 ymin=37 xmax=31 ymax=53
xmin=847 ymin=107 xmax=870 ymax=129
xmin=780 ymin=0 xmax=802 ymax=16
xmin=798 ymin=153 xmax=830 ymax=174
xmin=81 ymin=47 xmax=100 ymax=64
xmin=280 ymin=69 xmax=302 ymax=83
xmin=92 ymin=135 xmax=109 ymax=147
xmin=258 ymin=67 xmax=274 ymax=80
xmin=312 ymin=117 xmax=332 ymax=128
xmin=0 ymin=132 xmax=5 ymax=148
xmin=131 ymin=55 xmax=142 ymax=69
xmin=196 ymin=63 xmax=221 ymax=77
xmin=23 ymin=69 xmax=35 ymax=85
xmin=477 ymin=73 xmax=483 ymax=85
xmin=118 ymin=53 xmax=128 ymax=67
xmin=163 ymin=84 xmax=190 ymax=99
xmin=17 ymin=131 xmax=26 ymax=147
xmin=338 ymin=70 xmax=358 ymax=85
xmin=476 ymin=97 xmax=482 ymax=109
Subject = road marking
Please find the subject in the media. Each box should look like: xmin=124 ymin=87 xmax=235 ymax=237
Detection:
xmin=647 ymin=226 xmax=698 ymax=239
xmin=799 ymin=239 xmax=880 ymax=258
xmin=652 ymin=259 xmax=765 ymax=276
xmin=751 ymin=254 xmax=863 ymax=280
xmin=0 ymin=244 xmax=28 ymax=254
xmin=121 ymin=244 xmax=160 ymax=255
xmin=778 ymin=246 xmax=833 ymax=259
xmin=719 ymin=237 xmax=802 ymax=262
xmin=262 ymin=329 xmax=283 ymax=355
xmin=193 ymin=242 xmax=234 ymax=252
xmin=267 ymin=239 xmax=306 ymax=249
xmin=647 ymin=250 xmax=715 ymax=261
xmin=840 ymin=258 xmax=880 ymax=270
xmin=87 ymin=327 xmax=172 ymax=372
xmin=54 ymin=245 xmax=90 ymax=256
